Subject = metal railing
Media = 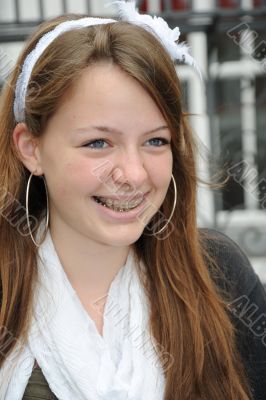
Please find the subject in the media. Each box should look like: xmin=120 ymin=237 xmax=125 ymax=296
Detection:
xmin=7 ymin=0 xmax=90 ymax=22
xmin=0 ymin=0 xmax=266 ymax=42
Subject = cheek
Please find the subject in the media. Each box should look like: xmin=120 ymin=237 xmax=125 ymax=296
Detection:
xmin=150 ymin=153 xmax=173 ymax=187
xmin=57 ymin=159 xmax=102 ymax=196
xmin=43 ymin=157 xmax=95 ymax=199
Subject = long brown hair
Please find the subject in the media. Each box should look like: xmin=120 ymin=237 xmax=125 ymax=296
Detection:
xmin=0 ymin=15 xmax=251 ymax=399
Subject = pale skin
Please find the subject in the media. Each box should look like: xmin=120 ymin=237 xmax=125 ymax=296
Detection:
xmin=13 ymin=62 xmax=173 ymax=335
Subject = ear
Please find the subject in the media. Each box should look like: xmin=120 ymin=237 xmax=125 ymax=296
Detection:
xmin=12 ymin=122 xmax=43 ymax=175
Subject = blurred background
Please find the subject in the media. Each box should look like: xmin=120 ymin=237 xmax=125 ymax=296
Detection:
xmin=0 ymin=0 xmax=265 ymax=285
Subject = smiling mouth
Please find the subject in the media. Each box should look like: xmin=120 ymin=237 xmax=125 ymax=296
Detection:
xmin=92 ymin=195 xmax=144 ymax=212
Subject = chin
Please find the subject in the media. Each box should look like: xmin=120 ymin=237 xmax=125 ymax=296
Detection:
xmin=103 ymin=227 xmax=144 ymax=247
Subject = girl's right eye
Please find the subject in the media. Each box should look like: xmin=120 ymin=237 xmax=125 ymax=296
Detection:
xmin=82 ymin=139 xmax=109 ymax=149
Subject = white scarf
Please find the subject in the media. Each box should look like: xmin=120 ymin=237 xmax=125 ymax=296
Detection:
xmin=0 ymin=230 xmax=166 ymax=399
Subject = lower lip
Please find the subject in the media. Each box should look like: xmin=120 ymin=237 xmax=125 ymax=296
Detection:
xmin=91 ymin=194 xmax=149 ymax=221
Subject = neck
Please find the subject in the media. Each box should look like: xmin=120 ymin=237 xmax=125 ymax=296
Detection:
xmin=49 ymin=220 xmax=130 ymax=301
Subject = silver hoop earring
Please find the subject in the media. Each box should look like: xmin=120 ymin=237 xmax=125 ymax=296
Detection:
xmin=26 ymin=171 xmax=49 ymax=247
xmin=144 ymin=174 xmax=177 ymax=236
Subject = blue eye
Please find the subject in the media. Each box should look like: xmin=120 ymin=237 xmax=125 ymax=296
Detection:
xmin=83 ymin=139 xmax=109 ymax=149
xmin=147 ymin=137 xmax=170 ymax=147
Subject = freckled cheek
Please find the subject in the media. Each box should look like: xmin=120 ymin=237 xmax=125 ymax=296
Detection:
xmin=150 ymin=153 xmax=173 ymax=188
xmin=56 ymin=161 xmax=101 ymax=195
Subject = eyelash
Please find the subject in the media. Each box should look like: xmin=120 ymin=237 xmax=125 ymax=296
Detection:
xmin=82 ymin=137 xmax=171 ymax=149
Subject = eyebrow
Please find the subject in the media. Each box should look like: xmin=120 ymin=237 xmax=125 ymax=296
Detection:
xmin=75 ymin=125 xmax=169 ymax=136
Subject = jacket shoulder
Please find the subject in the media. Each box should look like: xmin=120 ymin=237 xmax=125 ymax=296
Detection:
xmin=200 ymin=229 xmax=266 ymax=399
xmin=199 ymin=228 xmax=262 ymax=299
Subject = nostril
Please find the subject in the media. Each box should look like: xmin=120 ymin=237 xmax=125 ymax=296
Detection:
xmin=123 ymin=182 xmax=133 ymax=192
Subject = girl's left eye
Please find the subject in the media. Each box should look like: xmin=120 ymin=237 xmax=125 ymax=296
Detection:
xmin=146 ymin=137 xmax=170 ymax=147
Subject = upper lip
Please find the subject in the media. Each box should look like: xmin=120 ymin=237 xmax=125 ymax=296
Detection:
xmin=93 ymin=192 xmax=149 ymax=201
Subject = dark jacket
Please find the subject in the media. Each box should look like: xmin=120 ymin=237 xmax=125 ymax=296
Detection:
xmin=22 ymin=230 xmax=266 ymax=400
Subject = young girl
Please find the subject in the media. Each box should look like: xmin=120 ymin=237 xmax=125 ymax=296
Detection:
xmin=0 ymin=1 xmax=265 ymax=399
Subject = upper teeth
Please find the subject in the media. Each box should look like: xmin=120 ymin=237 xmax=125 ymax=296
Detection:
xmin=98 ymin=196 xmax=143 ymax=209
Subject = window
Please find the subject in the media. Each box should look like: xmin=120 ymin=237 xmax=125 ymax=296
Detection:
xmin=139 ymin=0 xmax=191 ymax=12
xmin=256 ymin=77 xmax=266 ymax=209
xmin=216 ymin=32 xmax=241 ymax=62
xmin=209 ymin=21 xmax=266 ymax=214
xmin=213 ymin=79 xmax=244 ymax=211
xmin=253 ymin=0 xmax=266 ymax=7
xmin=161 ymin=0 xmax=191 ymax=10
xmin=218 ymin=0 xmax=240 ymax=8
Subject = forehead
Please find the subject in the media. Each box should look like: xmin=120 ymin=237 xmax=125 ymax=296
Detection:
xmin=45 ymin=62 xmax=168 ymax=136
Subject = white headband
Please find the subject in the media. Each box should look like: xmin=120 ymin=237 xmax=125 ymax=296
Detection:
xmin=14 ymin=0 xmax=199 ymax=123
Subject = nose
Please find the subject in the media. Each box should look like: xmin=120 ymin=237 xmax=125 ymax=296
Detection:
xmin=112 ymin=149 xmax=148 ymax=194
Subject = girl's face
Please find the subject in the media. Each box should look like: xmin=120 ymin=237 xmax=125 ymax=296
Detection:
xmin=36 ymin=62 xmax=173 ymax=247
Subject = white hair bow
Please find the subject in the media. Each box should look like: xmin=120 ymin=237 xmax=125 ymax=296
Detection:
xmin=112 ymin=0 xmax=201 ymax=74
